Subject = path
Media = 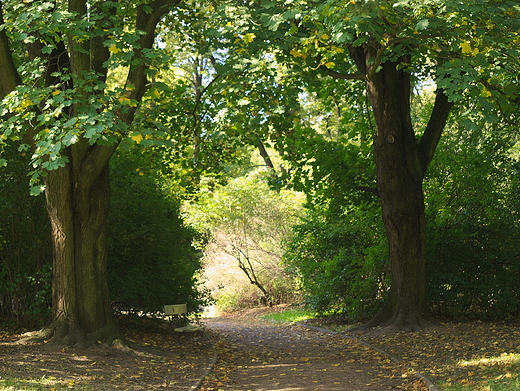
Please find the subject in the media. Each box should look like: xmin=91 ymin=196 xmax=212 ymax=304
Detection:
xmin=199 ymin=314 xmax=423 ymax=391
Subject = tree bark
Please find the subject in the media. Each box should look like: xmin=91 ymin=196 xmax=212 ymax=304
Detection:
xmin=351 ymin=48 xmax=453 ymax=330
xmin=43 ymin=142 xmax=121 ymax=345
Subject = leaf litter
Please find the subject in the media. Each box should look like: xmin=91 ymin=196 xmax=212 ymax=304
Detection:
xmin=199 ymin=310 xmax=426 ymax=391
xmin=0 ymin=315 xmax=214 ymax=390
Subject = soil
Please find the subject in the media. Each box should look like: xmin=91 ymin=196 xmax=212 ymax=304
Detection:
xmin=3 ymin=307 xmax=519 ymax=390
xmin=0 ymin=316 xmax=215 ymax=390
xmin=199 ymin=307 xmax=426 ymax=391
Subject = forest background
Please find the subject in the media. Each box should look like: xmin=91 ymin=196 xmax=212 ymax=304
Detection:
xmin=0 ymin=0 xmax=519 ymax=336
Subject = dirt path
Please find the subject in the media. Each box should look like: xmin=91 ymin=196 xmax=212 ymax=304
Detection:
xmin=200 ymin=315 xmax=424 ymax=391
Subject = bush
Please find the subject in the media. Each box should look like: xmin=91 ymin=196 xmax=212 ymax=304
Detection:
xmin=283 ymin=205 xmax=389 ymax=321
xmin=107 ymin=148 xmax=209 ymax=315
xmin=425 ymin=124 xmax=520 ymax=320
xmin=0 ymin=142 xmax=52 ymax=329
xmin=426 ymin=205 xmax=520 ymax=320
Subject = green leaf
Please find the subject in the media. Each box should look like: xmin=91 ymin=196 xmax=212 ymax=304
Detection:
xmin=41 ymin=45 xmax=55 ymax=54
xmin=30 ymin=185 xmax=45 ymax=196
xmin=415 ymin=19 xmax=429 ymax=30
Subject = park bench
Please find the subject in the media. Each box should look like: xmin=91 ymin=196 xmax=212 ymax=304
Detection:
xmin=163 ymin=303 xmax=202 ymax=332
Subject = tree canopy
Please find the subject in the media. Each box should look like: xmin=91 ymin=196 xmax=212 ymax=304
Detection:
xmin=0 ymin=0 xmax=519 ymax=337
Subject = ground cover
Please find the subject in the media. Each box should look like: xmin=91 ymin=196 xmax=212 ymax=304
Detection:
xmin=2 ymin=307 xmax=519 ymax=391
xmin=295 ymin=312 xmax=520 ymax=391
xmin=0 ymin=316 xmax=213 ymax=391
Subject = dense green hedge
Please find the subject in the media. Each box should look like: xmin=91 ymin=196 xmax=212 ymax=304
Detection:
xmin=108 ymin=148 xmax=209 ymax=315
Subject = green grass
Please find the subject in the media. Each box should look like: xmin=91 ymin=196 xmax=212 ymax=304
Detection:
xmin=441 ymin=378 xmax=520 ymax=391
xmin=0 ymin=376 xmax=93 ymax=390
xmin=439 ymin=353 xmax=520 ymax=391
xmin=262 ymin=307 xmax=319 ymax=323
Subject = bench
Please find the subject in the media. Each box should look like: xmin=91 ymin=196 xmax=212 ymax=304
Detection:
xmin=163 ymin=303 xmax=203 ymax=332
xmin=164 ymin=303 xmax=188 ymax=326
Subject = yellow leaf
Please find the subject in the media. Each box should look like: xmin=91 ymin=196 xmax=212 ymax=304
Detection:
xmin=131 ymin=134 xmax=143 ymax=144
xmin=290 ymin=49 xmax=305 ymax=58
xmin=459 ymin=41 xmax=472 ymax=54
xmin=324 ymin=61 xmax=335 ymax=69
xmin=321 ymin=33 xmax=330 ymax=40
xmin=243 ymin=33 xmax=256 ymax=43
xmin=118 ymin=96 xmax=137 ymax=107
xmin=109 ymin=44 xmax=121 ymax=54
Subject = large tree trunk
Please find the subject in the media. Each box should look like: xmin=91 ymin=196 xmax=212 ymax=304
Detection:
xmin=357 ymin=55 xmax=452 ymax=331
xmin=41 ymin=143 xmax=121 ymax=345
xmin=5 ymin=0 xmax=180 ymax=346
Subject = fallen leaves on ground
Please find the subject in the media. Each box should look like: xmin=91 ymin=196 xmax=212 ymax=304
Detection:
xmin=200 ymin=317 xmax=426 ymax=391
xmin=0 ymin=316 xmax=213 ymax=390
xmin=328 ymin=320 xmax=520 ymax=391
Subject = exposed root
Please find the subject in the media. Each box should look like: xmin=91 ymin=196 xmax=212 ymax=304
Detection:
xmin=16 ymin=327 xmax=55 ymax=344
xmin=355 ymin=301 xmax=435 ymax=333
xmin=16 ymin=319 xmax=124 ymax=349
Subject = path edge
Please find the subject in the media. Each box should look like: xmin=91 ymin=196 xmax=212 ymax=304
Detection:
xmin=297 ymin=323 xmax=441 ymax=391
xmin=188 ymin=331 xmax=218 ymax=391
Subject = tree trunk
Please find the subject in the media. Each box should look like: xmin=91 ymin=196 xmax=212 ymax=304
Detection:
xmin=2 ymin=0 xmax=180 ymax=346
xmin=360 ymin=58 xmax=431 ymax=330
xmin=34 ymin=143 xmax=121 ymax=346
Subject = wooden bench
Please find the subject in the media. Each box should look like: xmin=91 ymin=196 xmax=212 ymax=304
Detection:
xmin=164 ymin=304 xmax=187 ymax=326
xmin=163 ymin=304 xmax=203 ymax=332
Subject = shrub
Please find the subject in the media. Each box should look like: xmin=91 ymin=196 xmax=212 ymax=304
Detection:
xmin=107 ymin=149 xmax=209 ymax=315
xmin=283 ymin=205 xmax=389 ymax=321
xmin=0 ymin=142 xmax=52 ymax=329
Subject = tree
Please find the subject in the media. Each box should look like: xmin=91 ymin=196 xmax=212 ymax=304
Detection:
xmin=217 ymin=0 xmax=520 ymax=329
xmin=184 ymin=170 xmax=303 ymax=308
xmin=0 ymin=0 xmax=181 ymax=345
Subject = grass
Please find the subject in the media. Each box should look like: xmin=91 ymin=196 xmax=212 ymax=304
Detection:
xmin=0 ymin=376 xmax=93 ymax=391
xmin=262 ymin=307 xmax=319 ymax=323
xmin=440 ymin=353 xmax=520 ymax=391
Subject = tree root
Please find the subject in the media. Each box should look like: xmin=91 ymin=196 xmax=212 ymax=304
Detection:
xmin=355 ymin=300 xmax=435 ymax=332
xmin=15 ymin=319 xmax=124 ymax=348
xmin=16 ymin=322 xmax=154 ymax=358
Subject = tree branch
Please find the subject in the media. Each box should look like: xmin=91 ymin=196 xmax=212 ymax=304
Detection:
xmin=418 ymin=89 xmax=454 ymax=174
xmin=123 ymin=0 xmax=181 ymax=123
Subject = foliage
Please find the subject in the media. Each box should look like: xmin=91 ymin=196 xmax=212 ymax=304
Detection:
xmin=0 ymin=142 xmax=52 ymax=329
xmin=107 ymin=145 xmax=209 ymax=315
xmin=204 ymin=0 xmax=520 ymax=328
xmin=131 ymin=4 xmax=255 ymax=198
xmin=184 ymin=169 xmax=303 ymax=309
xmin=284 ymin=205 xmax=388 ymax=320
xmin=425 ymin=116 xmax=520 ymax=320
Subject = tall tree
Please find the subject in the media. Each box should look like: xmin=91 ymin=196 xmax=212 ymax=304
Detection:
xmin=0 ymin=0 xmax=180 ymax=345
xmin=218 ymin=0 xmax=520 ymax=329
